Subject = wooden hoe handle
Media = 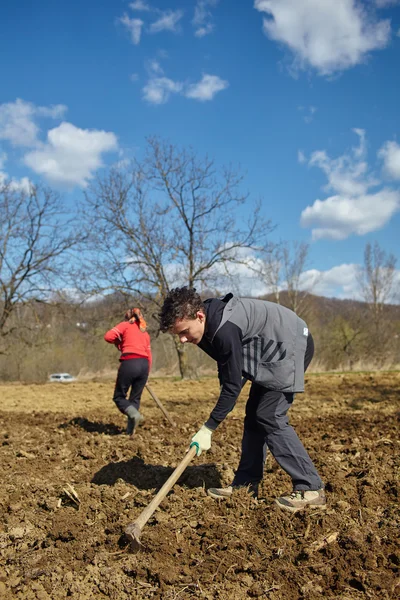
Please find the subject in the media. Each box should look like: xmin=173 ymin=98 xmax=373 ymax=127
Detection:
xmin=145 ymin=383 xmax=176 ymax=427
xmin=129 ymin=445 xmax=197 ymax=533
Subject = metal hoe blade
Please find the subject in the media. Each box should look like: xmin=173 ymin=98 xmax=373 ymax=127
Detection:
xmin=124 ymin=522 xmax=143 ymax=552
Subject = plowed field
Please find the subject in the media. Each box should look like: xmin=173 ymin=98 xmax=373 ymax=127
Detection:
xmin=0 ymin=373 xmax=399 ymax=599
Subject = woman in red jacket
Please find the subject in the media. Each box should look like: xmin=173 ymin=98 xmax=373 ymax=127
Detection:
xmin=104 ymin=308 xmax=152 ymax=435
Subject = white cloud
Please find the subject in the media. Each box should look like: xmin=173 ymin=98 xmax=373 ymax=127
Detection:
xmin=9 ymin=176 xmax=31 ymax=193
xmin=149 ymin=10 xmax=184 ymax=34
xmin=254 ymin=0 xmax=391 ymax=76
xmin=298 ymin=105 xmax=317 ymax=124
xmin=36 ymin=105 xmax=67 ymax=119
xmin=24 ymin=122 xmax=118 ymax=187
xmin=301 ymin=130 xmax=400 ymax=240
xmin=142 ymin=77 xmax=183 ymax=105
xmin=129 ymin=0 xmax=152 ymax=10
xmin=352 ymin=127 xmax=367 ymax=158
xmin=301 ymin=263 xmax=400 ymax=302
xmin=226 ymin=268 xmax=270 ymax=297
xmin=308 ymin=129 xmax=373 ymax=197
xmin=146 ymin=59 xmax=164 ymax=76
xmin=301 ymin=190 xmax=400 ymax=240
xmin=119 ymin=14 xmax=144 ymax=45
xmin=0 ymin=168 xmax=31 ymax=194
xmin=379 ymin=141 xmax=400 ymax=179
xmin=298 ymin=150 xmax=306 ymax=164
xmin=193 ymin=0 xmax=219 ymax=38
xmin=200 ymin=247 xmax=269 ymax=297
xmin=208 ymin=245 xmax=400 ymax=301
xmin=194 ymin=24 xmax=213 ymax=38
xmin=301 ymin=264 xmax=361 ymax=299
xmin=0 ymin=99 xmax=118 ymax=189
xmin=202 ymin=248 xmax=392 ymax=301
xmin=141 ymin=49 xmax=227 ymax=106
xmin=185 ymin=74 xmax=229 ymax=101
xmin=165 ymin=243 xmax=399 ymax=302
xmin=0 ymin=98 xmax=67 ymax=147
xmin=143 ymin=72 xmax=228 ymax=104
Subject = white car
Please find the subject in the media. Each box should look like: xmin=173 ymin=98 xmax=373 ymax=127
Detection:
xmin=48 ymin=373 xmax=76 ymax=383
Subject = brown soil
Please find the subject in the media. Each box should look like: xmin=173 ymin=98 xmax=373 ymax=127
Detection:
xmin=0 ymin=373 xmax=399 ymax=599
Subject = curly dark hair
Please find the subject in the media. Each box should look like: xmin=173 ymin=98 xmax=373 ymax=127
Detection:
xmin=159 ymin=287 xmax=205 ymax=332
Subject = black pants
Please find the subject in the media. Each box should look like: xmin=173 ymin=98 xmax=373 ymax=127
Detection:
xmin=232 ymin=333 xmax=323 ymax=491
xmin=113 ymin=358 xmax=149 ymax=415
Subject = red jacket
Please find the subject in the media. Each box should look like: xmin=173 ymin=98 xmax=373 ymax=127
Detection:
xmin=104 ymin=321 xmax=152 ymax=370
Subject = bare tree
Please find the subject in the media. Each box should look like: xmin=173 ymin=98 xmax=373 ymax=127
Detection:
xmin=84 ymin=137 xmax=273 ymax=377
xmin=358 ymin=242 xmax=397 ymax=324
xmin=331 ymin=315 xmax=364 ymax=370
xmin=0 ymin=182 xmax=82 ymax=354
xmin=251 ymin=240 xmax=314 ymax=314
xmin=256 ymin=243 xmax=283 ymax=304
xmin=282 ymin=241 xmax=311 ymax=315
xmin=356 ymin=242 xmax=397 ymax=364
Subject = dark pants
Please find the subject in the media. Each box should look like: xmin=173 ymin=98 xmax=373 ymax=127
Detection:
xmin=232 ymin=334 xmax=323 ymax=492
xmin=113 ymin=358 xmax=149 ymax=415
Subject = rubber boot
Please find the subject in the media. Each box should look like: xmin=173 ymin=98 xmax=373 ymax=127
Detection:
xmin=125 ymin=406 xmax=144 ymax=435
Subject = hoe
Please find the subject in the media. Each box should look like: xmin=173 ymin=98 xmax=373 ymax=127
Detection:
xmin=145 ymin=383 xmax=176 ymax=427
xmin=124 ymin=445 xmax=197 ymax=551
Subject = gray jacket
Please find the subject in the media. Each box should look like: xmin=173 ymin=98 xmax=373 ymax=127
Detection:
xmin=213 ymin=295 xmax=309 ymax=393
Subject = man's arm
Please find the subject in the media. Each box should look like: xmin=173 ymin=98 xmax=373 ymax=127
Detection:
xmin=204 ymin=321 xmax=243 ymax=430
xmin=191 ymin=321 xmax=243 ymax=455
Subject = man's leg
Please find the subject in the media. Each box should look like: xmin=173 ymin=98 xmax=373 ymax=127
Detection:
xmin=232 ymin=389 xmax=268 ymax=491
xmin=253 ymin=385 xmax=325 ymax=511
xmin=256 ymin=386 xmax=323 ymax=491
xmin=232 ymin=427 xmax=267 ymax=488
xmin=207 ymin=390 xmax=265 ymax=499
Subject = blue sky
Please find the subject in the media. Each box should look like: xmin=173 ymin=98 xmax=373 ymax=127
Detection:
xmin=1 ymin=0 xmax=400 ymax=300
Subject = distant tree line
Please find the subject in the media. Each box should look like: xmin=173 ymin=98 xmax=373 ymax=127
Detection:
xmin=1 ymin=138 xmax=399 ymax=381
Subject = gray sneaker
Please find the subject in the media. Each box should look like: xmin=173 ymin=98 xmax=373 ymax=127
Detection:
xmin=207 ymin=483 xmax=258 ymax=500
xmin=275 ymin=489 xmax=326 ymax=513
xmin=207 ymin=486 xmax=233 ymax=499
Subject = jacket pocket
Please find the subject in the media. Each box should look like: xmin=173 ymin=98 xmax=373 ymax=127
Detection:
xmin=255 ymin=359 xmax=295 ymax=391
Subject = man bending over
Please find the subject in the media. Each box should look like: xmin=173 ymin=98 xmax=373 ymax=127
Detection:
xmin=159 ymin=287 xmax=325 ymax=513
